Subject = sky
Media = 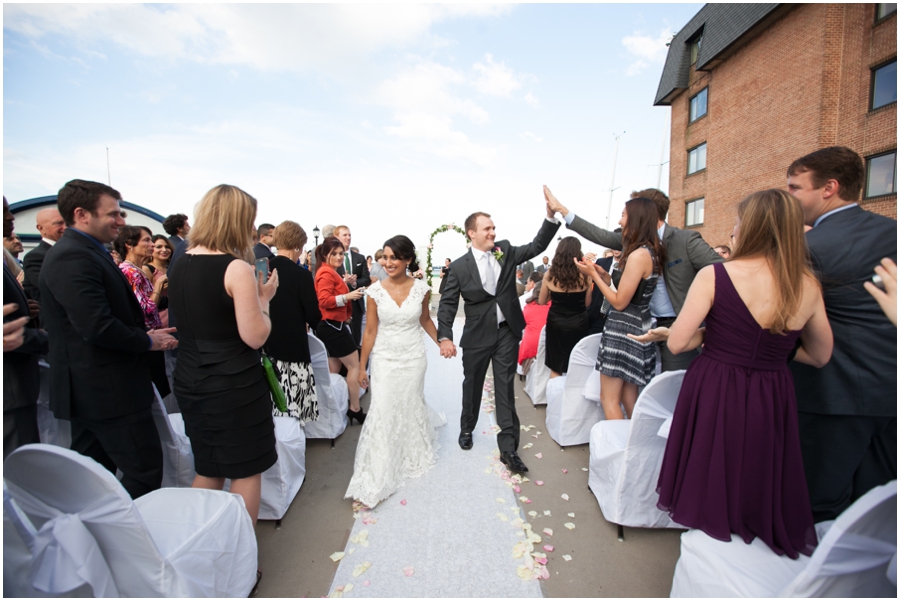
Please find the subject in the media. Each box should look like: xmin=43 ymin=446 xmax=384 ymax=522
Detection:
xmin=3 ymin=3 xmax=702 ymax=262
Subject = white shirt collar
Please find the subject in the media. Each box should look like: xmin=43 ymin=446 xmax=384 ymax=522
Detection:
xmin=42 ymin=237 xmax=57 ymax=246
xmin=813 ymin=203 xmax=857 ymax=228
xmin=471 ymin=246 xmax=490 ymax=260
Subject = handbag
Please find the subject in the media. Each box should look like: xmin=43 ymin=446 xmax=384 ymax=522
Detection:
xmin=261 ymin=351 xmax=289 ymax=413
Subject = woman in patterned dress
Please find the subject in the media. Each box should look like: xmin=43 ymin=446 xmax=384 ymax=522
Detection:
xmin=575 ymin=197 xmax=665 ymax=419
xmin=114 ymin=224 xmax=170 ymax=397
xmin=263 ymin=221 xmax=322 ymax=424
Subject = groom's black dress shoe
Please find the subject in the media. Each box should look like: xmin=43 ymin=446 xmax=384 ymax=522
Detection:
xmin=500 ymin=452 xmax=529 ymax=473
xmin=458 ymin=432 xmax=473 ymax=450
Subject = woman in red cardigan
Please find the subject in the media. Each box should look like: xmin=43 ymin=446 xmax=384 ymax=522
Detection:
xmin=315 ymin=236 xmax=367 ymax=424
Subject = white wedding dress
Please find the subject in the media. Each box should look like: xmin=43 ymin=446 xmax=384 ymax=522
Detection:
xmin=344 ymin=279 xmax=445 ymax=508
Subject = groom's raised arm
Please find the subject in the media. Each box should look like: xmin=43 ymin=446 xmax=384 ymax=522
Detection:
xmin=437 ymin=266 xmax=460 ymax=343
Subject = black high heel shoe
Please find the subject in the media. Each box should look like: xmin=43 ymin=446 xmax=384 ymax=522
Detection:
xmin=347 ymin=408 xmax=367 ymax=425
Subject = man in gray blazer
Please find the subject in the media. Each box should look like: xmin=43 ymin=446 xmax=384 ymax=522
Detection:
xmin=544 ymin=186 xmax=721 ymax=371
xmin=438 ymin=206 xmax=559 ymax=473
xmin=787 ymin=146 xmax=896 ymax=521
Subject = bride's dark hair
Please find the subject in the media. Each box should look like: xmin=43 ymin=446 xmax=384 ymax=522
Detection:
xmin=383 ymin=235 xmax=420 ymax=273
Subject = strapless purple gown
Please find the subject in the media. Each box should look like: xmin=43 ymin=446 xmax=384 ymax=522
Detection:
xmin=657 ymin=263 xmax=817 ymax=559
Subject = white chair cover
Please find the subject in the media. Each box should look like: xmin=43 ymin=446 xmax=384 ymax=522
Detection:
xmin=150 ymin=387 xmax=196 ymax=488
xmin=588 ymin=370 xmax=685 ymax=528
xmin=36 ymin=360 xmax=71 ymax=449
xmin=4 ymin=444 xmax=257 ymax=597
xmin=545 ymin=334 xmax=605 ymax=446
xmin=303 ymin=334 xmax=349 ymax=439
xmin=257 ymin=417 xmax=306 ymax=520
xmin=523 ymin=326 xmax=550 ymax=406
xmin=166 ymin=412 xmax=306 ymax=521
xmin=670 ymin=480 xmax=897 ymax=598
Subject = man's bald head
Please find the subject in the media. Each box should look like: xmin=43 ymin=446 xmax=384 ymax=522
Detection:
xmin=36 ymin=207 xmax=66 ymax=241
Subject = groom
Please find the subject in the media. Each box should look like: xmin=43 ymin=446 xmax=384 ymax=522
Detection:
xmin=437 ymin=204 xmax=560 ymax=473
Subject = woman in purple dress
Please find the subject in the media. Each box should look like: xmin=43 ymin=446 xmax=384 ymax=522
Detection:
xmin=632 ymin=189 xmax=833 ymax=558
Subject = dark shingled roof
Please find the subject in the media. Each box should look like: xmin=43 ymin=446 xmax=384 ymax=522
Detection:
xmin=654 ymin=4 xmax=782 ymax=106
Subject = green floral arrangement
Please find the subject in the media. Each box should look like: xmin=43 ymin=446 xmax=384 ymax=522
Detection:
xmin=425 ymin=223 xmax=470 ymax=288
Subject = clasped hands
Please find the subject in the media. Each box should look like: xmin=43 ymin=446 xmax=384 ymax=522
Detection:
xmin=148 ymin=327 xmax=179 ymax=351
xmin=439 ymin=339 xmax=457 ymax=359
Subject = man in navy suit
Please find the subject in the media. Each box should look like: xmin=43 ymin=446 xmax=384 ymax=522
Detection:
xmin=22 ymin=207 xmax=66 ymax=306
xmin=787 ymin=146 xmax=897 ymax=521
xmin=40 ymin=180 xmax=178 ymax=498
xmin=162 ymin=213 xmax=191 ymax=247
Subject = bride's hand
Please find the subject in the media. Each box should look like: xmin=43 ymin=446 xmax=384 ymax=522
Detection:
xmin=358 ymin=372 xmax=369 ymax=389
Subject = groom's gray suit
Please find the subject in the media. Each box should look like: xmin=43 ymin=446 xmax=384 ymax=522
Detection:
xmin=437 ymin=218 xmax=559 ymax=453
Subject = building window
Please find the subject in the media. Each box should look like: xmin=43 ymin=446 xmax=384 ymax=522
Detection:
xmin=685 ymin=198 xmax=705 ymax=227
xmin=865 ymin=151 xmax=896 ymax=198
xmin=876 ymin=3 xmax=897 ymax=20
xmin=689 ymin=88 xmax=708 ymax=122
xmin=690 ymin=34 xmax=703 ymax=65
xmin=687 ymin=143 xmax=707 ymax=175
xmin=871 ymin=60 xmax=897 ymax=110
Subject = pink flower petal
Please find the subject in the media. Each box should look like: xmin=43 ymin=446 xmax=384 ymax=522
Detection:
xmin=535 ymin=453 xmax=543 ymax=459
xmin=403 ymin=566 xmax=415 ymax=577
xmin=543 ymin=545 xmax=554 ymax=552
xmin=400 ymin=499 xmax=407 ymax=505
xmin=363 ymin=580 xmax=370 ymax=587
xmin=561 ymin=469 xmax=568 ymax=474
xmin=536 ymin=557 xmax=548 ymax=565
xmin=513 ymin=485 xmax=521 ymax=493
xmin=535 ymin=480 xmax=544 ymax=486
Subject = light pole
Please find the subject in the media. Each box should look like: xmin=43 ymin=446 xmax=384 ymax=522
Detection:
xmin=312 ymin=225 xmax=320 ymax=246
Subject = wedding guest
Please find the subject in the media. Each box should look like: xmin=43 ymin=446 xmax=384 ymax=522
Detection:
xmin=369 ymin=249 xmax=388 ymax=282
xmin=548 ymin=185 xmax=721 ymax=372
xmin=254 ymin=224 xmax=275 ymax=260
xmin=333 ymin=225 xmax=370 ymax=347
xmin=518 ymin=280 xmax=550 ymax=376
xmin=4 ymin=234 xmax=23 ymax=265
xmin=162 ymin=213 xmax=190 ymax=246
xmin=168 ymin=184 xmax=278 ymax=529
xmin=714 ymin=245 xmax=731 ymax=259
xmin=114 ymin=225 xmax=171 ymax=398
xmin=633 ymin=189 xmax=832 ymax=558
xmin=575 ymin=198 xmax=661 ymax=418
xmin=314 ymin=236 xmax=366 ymax=424
xmin=586 ymin=251 xmax=615 ymax=335
xmin=535 ymin=256 xmax=550 ymax=274
xmin=366 ymin=255 xmax=373 ymax=271
xmin=786 ymin=146 xmax=897 ymax=521
xmin=23 ymin=207 xmax=66 ymax=304
xmin=438 ymin=258 xmax=451 ymax=295
xmin=538 ymin=236 xmax=591 ymax=377
xmin=143 ymin=235 xmax=175 ymax=326
xmin=519 ymin=271 xmax=543 ymax=309
xmin=264 ymin=221 xmax=322 ymax=423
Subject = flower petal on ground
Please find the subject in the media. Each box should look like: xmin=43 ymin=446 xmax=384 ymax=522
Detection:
xmin=497 ymin=513 xmax=509 ymax=522
xmin=330 ymin=552 xmax=345 ymax=562
xmin=363 ymin=580 xmax=370 ymax=586
xmin=400 ymin=499 xmax=407 ymax=505
xmin=543 ymin=528 xmax=553 ymax=536
xmin=582 ymin=467 xmax=589 ymax=471
xmin=496 ymin=497 xmax=505 ymax=503
xmin=344 ymin=584 xmax=354 ymax=593
xmin=561 ymin=468 xmax=568 ymax=474
xmin=563 ymin=554 xmax=572 ymax=561
xmin=561 ymin=494 xmax=569 ymax=501
xmin=403 ymin=566 xmax=415 ymax=577
xmin=523 ymin=443 xmax=533 ymax=449
xmin=528 ymin=510 xmax=538 ymax=518
xmin=348 ymin=548 xmax=356 ymax=556
xmin=544 ymin=545 xmax=554 ymax=552
xmin=513 ymin=485 xmax=521 ymax=493
xmin=543 ymin=510 xmax=551 ymax=516
xmin=535 ymin=453 xmax=543 ymax=459
xmin=567 ymin=512 xmax=575 ymax=518
xmin=564 ymin=522 xmax=575 ymax=530
xmin=535 ymin=480 xmax=544 ymax=486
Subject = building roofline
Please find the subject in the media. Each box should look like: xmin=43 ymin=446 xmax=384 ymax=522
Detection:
xmin=9 ymin=195 xmax=165 ymax=222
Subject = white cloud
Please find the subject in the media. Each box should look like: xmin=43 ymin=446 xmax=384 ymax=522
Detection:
xmin=472 ymin=53 xmax=521 ymax=97
xmin=622 ymin=28 xmax=672 ymax=76
xmin=519 ymin=132 xmax=543 ymax=143
xmin=376 ymin=61 xmax=489 ymax=125
xmin=3 ymin=4 xmax=512 ymax=75
xmin=524 ymin=92 xmax=540 ymax=108
xmin=383 ymin=112 xmax=496 ymax=167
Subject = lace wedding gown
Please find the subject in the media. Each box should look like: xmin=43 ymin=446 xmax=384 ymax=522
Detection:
xmin=344 ymin=279 xmax=445 ymax=508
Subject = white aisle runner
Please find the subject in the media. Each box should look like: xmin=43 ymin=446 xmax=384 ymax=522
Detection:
xmin=329 ymin=320 xmax=543 ymax=598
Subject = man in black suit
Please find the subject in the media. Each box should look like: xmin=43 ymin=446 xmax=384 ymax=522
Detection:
xmin=3 ymin=197 xmax=48 ymax=458
xmin=545 ymin=186 xmax=722 ymax=372
xmin=253 ymin=223 xmax=275 ymax=260
xmin=334 ymin=225 xmax=371 ymax=347
xmin=162 ymin=213 xmax=191 ymax=247
xmin=438 ymin=206 xmax=560 ymax=473
xmin=786 ymin=146 xmax=897 ymax=521
xmin=22 ymin=207 xmax=66 ymax=305
xmin=40 ymin=180 xmax=178 ymax=499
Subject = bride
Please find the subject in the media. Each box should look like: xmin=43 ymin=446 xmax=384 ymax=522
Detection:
xmin=344 ymin=235 xmax=445 ymax=508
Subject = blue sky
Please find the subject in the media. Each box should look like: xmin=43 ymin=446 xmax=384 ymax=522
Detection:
xmin=4 ymin=3 xmax=701 ymax=259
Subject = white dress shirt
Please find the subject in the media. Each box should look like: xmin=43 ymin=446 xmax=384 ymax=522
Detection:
xmin=471 ymin=246 xmax=505 ymax=326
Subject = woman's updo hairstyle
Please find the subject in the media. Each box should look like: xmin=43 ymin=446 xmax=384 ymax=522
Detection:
xmin=383 ymin=235 xmax=419 ymax=273
xmin=114 ymin=225 xmax=151 ymax=259
xmin=315 ymin=236 xmax=345 ymax=266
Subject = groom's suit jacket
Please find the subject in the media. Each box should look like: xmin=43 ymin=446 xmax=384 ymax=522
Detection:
xmin=438 ymin=218 xmax=559 ymax=349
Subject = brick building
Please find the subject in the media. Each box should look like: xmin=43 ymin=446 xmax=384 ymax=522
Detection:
xmin=655 ymin=3 xmax=897 ymax=248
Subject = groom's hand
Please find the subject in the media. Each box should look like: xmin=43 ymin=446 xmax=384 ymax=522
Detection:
xmin=440 ymin=339 xmax=457 ymax=358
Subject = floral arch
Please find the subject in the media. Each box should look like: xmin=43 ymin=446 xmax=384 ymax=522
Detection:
xmin=425 ymin=223 xmax=469 ymax=288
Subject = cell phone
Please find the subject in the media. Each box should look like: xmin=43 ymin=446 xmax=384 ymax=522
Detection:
xmin=255 ymin=258 xmax=269 ymax=283
xmin=872 ymin=274 xmax=885 ymax=291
